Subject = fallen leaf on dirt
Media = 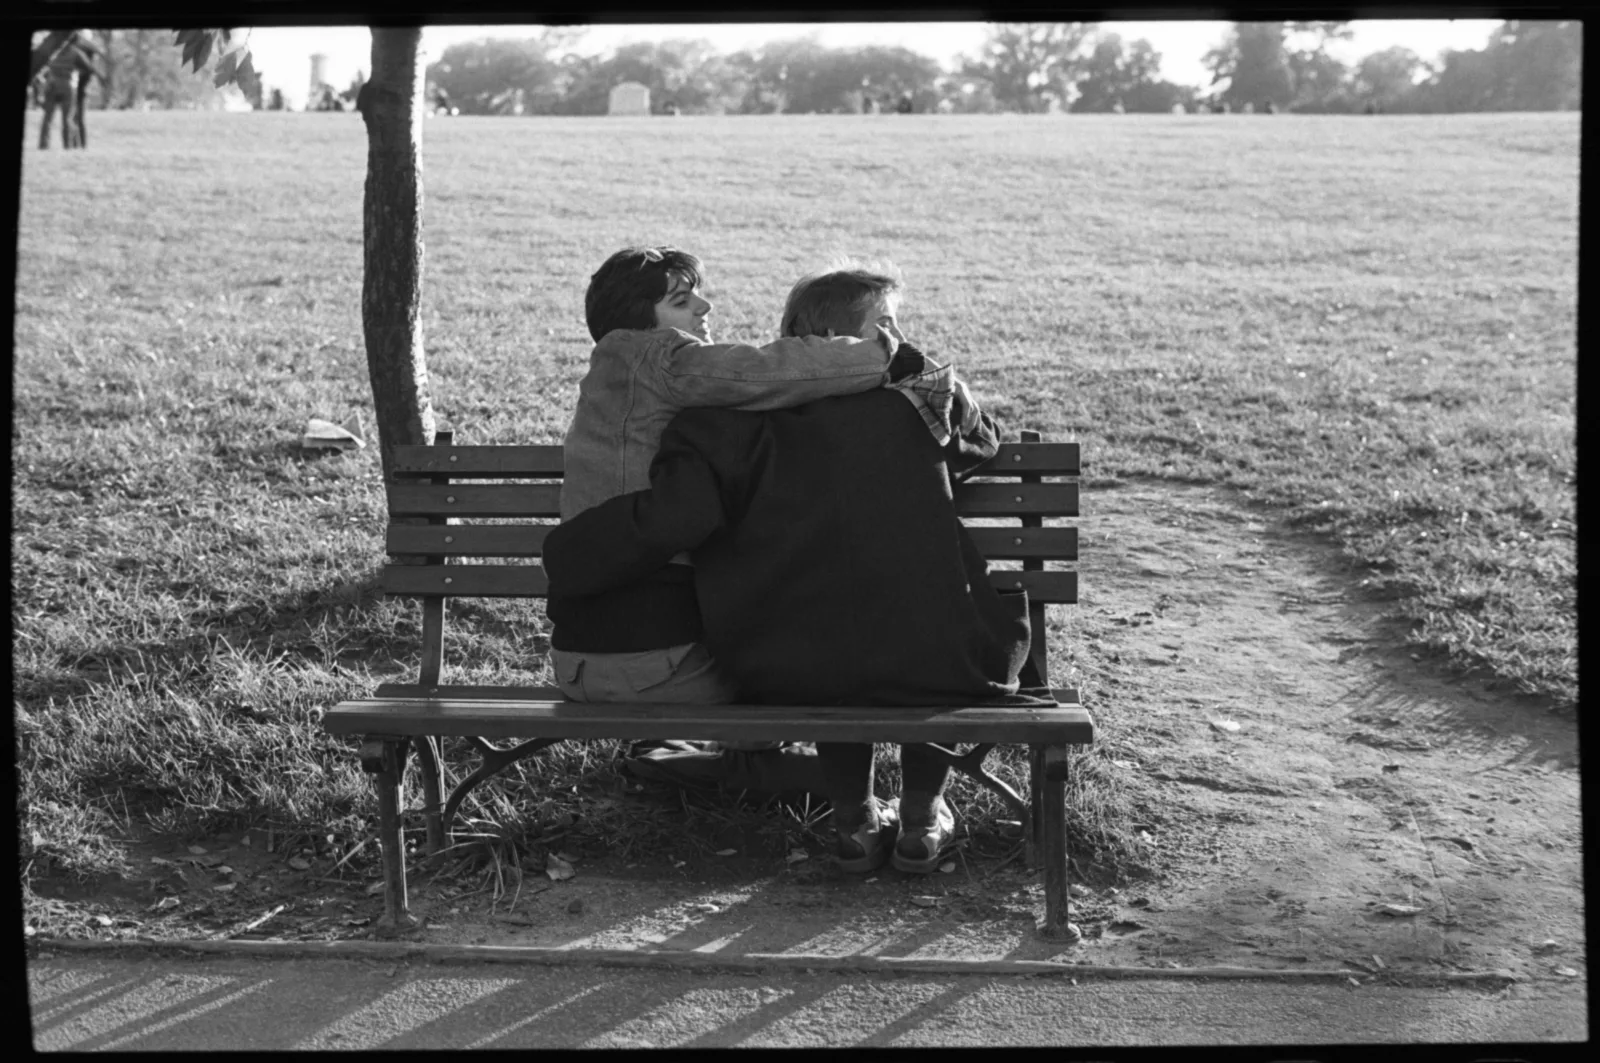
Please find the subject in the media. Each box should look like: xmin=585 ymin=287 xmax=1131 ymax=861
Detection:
xmin=287 ymin=856 xmax=311 ymax=871
xmin=217 ymin=866 xmax=233 ymax=875
xmin=1377 ymin=903 xmax=1423 ymax=916
xmin=938 ymin=860 xmax=956 ymax=874
xmin=715 ymin=849 xmax=738 ymax=857
xmin=690 ymin=903 xmax=719 ymax=914
xmin=1423 ymin=836 xmax=1474 ymax=851
xmin=151 ymin=896 xmax=180 ymax=911
xmin=187 ymin=845 xmax=208 ymax=856
xmin=1070 ymin=884 xmax=1091 ymax=897
xmin=365 ymin=881 xmax=385 ymax=896
xmin=1554 ymin=966 xmax=1579 ymax=978
xmin=1348 ymin=977 xmax=1361 ymax=987
xmin=345 ymin=918 xmax=370 ymax=927
xmin=786 ymin=850 xmax=809 ymax=865
xmin=151 ymin=857 xmax=178 ymax=867
xmin=1371 ymin=954 xmax=1386 ymax=969
xmin=1210 ymin=719 xmax=1241 ymax=733
xmin=910 ymin=896 xmax=938 ymax=908
xmin=214 ymin=883 xmax=236 ymax=893
xmin=1533 ymin=939 xmax=1561 ymax=954
xmin=545 ymin=855 xmax=575 ymax=881
xmin=92 ymin=914 xmax=113 ymax=927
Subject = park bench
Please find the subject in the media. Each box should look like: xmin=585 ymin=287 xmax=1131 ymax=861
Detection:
xmin=325 ymin=429 xmax=1093 ymax=940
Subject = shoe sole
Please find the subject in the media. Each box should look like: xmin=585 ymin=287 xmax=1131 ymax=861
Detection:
xmin=890 ymin=846 xmax=947 ymax=874
xmin=837 ymin=812 xmax=899 ymax=874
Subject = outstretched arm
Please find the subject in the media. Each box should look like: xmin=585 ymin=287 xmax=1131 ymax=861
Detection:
xmin=657 ymin=328 xmax=900 ymax=411
xmin=543 ymin=421 xmax=728 ymax=597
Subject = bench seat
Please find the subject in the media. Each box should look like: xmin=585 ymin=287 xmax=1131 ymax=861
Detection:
xmin=328 ymin=687 xmax=1093 ymax=744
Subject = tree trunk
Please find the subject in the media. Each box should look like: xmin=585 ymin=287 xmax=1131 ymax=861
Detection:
xmin=358 ymin=27 xmax=435 ymax=483
xmin=97 ymin=30 xmax=115 ymax=109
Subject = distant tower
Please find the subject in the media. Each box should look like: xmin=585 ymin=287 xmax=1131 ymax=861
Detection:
xmin=309 ymin=53 xmax=329 ymax=103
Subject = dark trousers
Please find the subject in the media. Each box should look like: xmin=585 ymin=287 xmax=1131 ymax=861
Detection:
xmin=40 ymin=84 xmax=78 ymax=149
xmin=817 ymin=743 xmax=951 ymax=810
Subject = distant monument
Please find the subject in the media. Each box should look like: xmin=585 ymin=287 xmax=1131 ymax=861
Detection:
xmin=309 ymin=53 xmax=329 ymax=106
xmin=608 ymin=81 xmax=650 ymax=116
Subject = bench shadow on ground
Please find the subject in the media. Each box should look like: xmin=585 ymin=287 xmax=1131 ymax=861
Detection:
xmin=28 ymin=954 xmax=1005 ymax=1049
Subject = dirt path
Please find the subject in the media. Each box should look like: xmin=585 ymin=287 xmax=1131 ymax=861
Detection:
xmin=1061 ymin=479 xmax=1583 ymax=982
xmin=31 ymin=482 xmax=1583 ymax=994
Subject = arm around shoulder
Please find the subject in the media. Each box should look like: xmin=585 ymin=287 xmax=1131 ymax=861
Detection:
xmin=543 ymin=436 xmax=727 ymax=597
xmin=658 ymin=329 xmax=894 ymax=411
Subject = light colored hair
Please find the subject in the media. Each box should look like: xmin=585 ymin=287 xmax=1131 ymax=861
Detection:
xmin=779 ymin=258 xmax=903 ymax=339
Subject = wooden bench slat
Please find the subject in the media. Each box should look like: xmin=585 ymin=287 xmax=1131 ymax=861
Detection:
xmin=386 ymin=482 xmax=1077 ymax=521
xmin=371 ymin=682 xmax=1082 ymax=703
xmin=390 ymin=442 xmax=1080 ymax=480
xmin=392 ymin=445 xmax=565 ymax=478
xmin=381 ymin=565 xmax=1077 ymax=603
xmin=388 ymin=524 xmax=551 ymax=558
xmin=325 ymin=694 xmax=1093 ymax=744
xmin=388 ymin=483 xmax=563 ymax=518
xmin=385 ymin=525 xmax=1076 ymax=562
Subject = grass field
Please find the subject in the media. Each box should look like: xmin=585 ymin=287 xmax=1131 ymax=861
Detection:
xmin=14 ymin=110 xmax=1576 ymax=890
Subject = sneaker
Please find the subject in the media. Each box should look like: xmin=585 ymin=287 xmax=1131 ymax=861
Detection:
xmin=892 ymin=794 xmax=955 ymax=874
xmin=834 ymin=796 xmax=899 ymax=874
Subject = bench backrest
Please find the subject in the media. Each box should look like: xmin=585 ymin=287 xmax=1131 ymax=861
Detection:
xmin=384 ymin=430 xmax=1079 ymax=688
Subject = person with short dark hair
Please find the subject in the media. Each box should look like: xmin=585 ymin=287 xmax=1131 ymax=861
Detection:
xmin=545 ymin=260 xmax=1051 ymax=874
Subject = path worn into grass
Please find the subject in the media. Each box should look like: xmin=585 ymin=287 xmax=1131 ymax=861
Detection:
xmin=1065 ymin=479 xmax=1582 ymax=983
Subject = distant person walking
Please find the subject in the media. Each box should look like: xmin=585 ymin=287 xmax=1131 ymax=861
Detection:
xmin=37 ymin=32 xmax=102 ymax=150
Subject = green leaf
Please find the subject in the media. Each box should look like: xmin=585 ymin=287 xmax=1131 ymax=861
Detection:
xmin=175 ymin=30 xmax=201 ymax=71
xmin=212 ymin=49 xmax=239 ymax=88
xmin=193 ymin=31 xmax=215 ymax=72
xmin=235 ymin=54 xmax=260 ymax=101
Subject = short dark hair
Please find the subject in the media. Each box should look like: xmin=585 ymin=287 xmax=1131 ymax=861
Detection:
xmin=584 ymin=246 xmax=704 ymax=342
xmin=780 ymin=261 xmax=902 ymax=339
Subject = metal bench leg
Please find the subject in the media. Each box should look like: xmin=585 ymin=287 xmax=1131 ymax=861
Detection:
xmin=1033 ymin=743 xmax=1082 ymax=944
xmin=1028 ymin=746 xmax=1046 ymax=869
xmin=361 ymin=736 xmax=422 ymax=935
xmin=414 ymin=735 xmax=446 ymax=860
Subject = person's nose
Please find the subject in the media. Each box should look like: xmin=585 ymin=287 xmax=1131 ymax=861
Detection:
xmin=697 ymin=295 xmax=713 ymax=316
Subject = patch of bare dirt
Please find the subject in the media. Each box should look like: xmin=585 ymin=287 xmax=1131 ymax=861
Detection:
xmin=1059 ymin=479 xmax=1582 ymax=983
xmin=30 ymin=480 xmax=1582 ymax=989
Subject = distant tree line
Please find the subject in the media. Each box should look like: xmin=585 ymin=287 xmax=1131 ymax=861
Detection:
xmin=425 ymin=20 xmax=1580 ymax=116
xmin=1203 ymin=20 xmax=1581 ymax=114
xmin=50 ymin=21 xmax=1580 ymax=116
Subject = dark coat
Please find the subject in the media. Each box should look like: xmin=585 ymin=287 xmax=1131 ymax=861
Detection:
xmin=544 ymin=388 xmax=1044 ymax=706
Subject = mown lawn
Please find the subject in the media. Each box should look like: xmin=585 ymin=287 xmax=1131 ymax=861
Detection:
xmin=14 ymin=110 xmax=1576 ymax=887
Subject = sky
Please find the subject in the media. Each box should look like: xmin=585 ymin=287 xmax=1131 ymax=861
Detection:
xmin=242 ymin=20 xmax=1503 ymax=110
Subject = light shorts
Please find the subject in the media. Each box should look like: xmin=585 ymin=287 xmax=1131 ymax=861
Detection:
xmin=551 ymin=641 xmax=740 ymax=705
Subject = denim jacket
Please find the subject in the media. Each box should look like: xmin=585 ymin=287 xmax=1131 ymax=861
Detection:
xmin=560 ymin=326 xmax=895 ymax=522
